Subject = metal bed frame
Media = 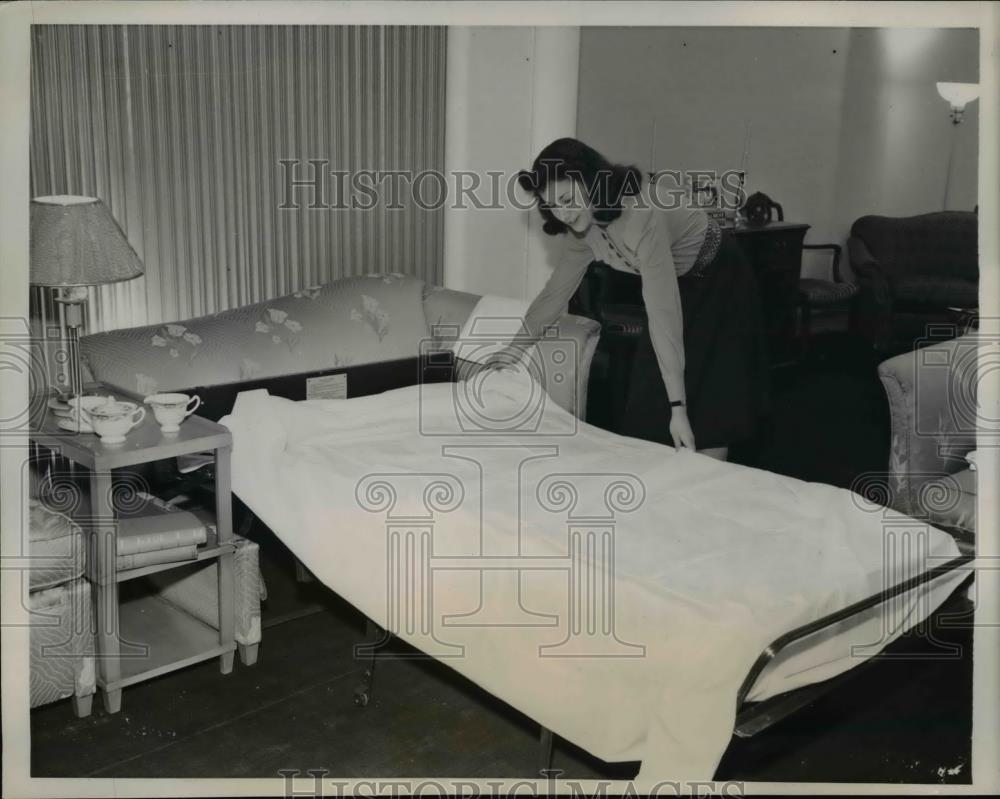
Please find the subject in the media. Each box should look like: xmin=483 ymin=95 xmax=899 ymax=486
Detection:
xmin=137 ymin=353 xmax=974 ymax=777
xmin=349 ymin=553 xmax=972 ymax=774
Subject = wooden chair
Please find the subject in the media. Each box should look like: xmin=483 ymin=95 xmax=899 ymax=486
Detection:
xmin=797 ymin=243 xmax=858 ymax=355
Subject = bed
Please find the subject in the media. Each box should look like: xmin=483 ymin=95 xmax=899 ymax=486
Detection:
xmin=217 ymin=357 xmax=970 ymax=783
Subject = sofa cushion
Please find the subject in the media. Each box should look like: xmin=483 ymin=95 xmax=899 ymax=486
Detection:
xmin=891 ymin=275 xmax=978 ymax=309
xmin=28 ymin=500 xmax=85 ymax=591
xmin=81 ymin=274 xmax=431 ymax=395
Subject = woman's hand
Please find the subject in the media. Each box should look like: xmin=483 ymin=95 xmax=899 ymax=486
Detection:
xmin=483 ymin=344 xmax=526 ymax=371
xmin=669 ymin=405 xmax=696 ymax=451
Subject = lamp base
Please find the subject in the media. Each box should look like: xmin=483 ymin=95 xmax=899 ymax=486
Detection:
xmin=52 ymin=288 xmax=88 ymax=399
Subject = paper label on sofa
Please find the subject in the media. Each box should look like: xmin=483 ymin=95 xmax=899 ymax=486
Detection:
xmin=306 ymin=373 xmax=347 ymax=400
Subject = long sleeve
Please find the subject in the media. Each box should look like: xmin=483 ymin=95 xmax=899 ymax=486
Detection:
xmin=634 ymin=214 xmax=687 ymax=403
xmin=522 ymin=232 xmax=593 ymax=340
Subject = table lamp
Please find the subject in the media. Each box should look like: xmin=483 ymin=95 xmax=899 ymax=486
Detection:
xmin=30 ymin=195 xmax=144 ymax=398
xmin=936 ymin=82 xmax=979 ymax=210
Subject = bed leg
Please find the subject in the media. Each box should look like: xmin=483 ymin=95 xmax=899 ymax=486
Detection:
xmin=294 ymin=558 xmax=315 ymax=583
xmin=353 ymin=617 xmax=380 ymax=707
xmin=538 ymin=726 xmax=554 ymax=775
xmin=236 ymin=505 xmax=255 ymax=538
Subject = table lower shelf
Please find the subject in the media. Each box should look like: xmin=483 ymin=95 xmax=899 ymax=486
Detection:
xmin=100 ymin=591 xmax=234 ymax=692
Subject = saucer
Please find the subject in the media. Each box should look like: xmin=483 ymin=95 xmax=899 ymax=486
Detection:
xmin=48 ymin=397 xmax=71 ymax=413
xmin=58 ymin=417 xmax=94 ymax=434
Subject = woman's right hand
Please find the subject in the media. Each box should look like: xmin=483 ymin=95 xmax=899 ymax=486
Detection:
xmin=669 ymin=405 xmax=696 ymax=451
xmin=483 ymin=344 xmax=526 ymax=371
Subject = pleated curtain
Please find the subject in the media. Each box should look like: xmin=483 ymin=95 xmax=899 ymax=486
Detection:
xmin=30 ymin=25 xmax=447 ymax=333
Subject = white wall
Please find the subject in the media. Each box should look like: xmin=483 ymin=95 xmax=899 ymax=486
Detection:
xmin=575 ymin=26 xmax=979 ymax=279
xmin=831 ymin=27 xmax=979 ymax=244
xmin=443 ymin=27 xmax=579 ymax=298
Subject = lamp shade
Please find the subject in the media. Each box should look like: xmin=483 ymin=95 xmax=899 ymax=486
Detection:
xmin=936 ymin=82 xmax=980 ymax=111
xmin=30 ymin=195 xmax=144 ymax=287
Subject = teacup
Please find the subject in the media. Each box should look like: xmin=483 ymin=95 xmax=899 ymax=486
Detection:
xmin=64 ymin=395 xmax=111 ymax=431
xmin=82 ymin=400 xmax=146 ymax=444
xmin=144 ymin=392 xmax=201 ymax=433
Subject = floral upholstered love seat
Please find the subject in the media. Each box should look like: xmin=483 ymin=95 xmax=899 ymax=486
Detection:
xmin=81 ymin=274 xmax=431 ymax=397
xmin=80 ymin=274 xmax=600 ymax=420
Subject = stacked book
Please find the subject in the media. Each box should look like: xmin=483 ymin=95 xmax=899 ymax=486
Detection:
xmin=116 ymin=495 xmax=213 ymax=571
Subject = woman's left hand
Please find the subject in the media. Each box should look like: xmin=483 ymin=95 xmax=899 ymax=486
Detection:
xmin=669 ymin=405 xmax=696 ymax=451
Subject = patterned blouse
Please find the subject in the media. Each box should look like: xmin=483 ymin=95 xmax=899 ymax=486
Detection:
xmin=523 ymin=186 xmax=710 ymax=403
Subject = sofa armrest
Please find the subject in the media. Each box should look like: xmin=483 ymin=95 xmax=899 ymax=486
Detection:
xmin=848 ymin=236 xmax=889 ymax=293
xmin=849 ymin=235 xmax=893 ymax=344
xmin=430 ymin=285 xmax=601 ymax=421
xmin=454 ymin=313 xmax=601 ymax=420
xmin=534 ymin=313 xmax=601 ymax=420
xmin=877 ymin=336 xmax=978 ymax=515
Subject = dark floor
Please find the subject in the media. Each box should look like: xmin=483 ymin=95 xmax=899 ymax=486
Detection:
xmin=30 ymin=331 xmax=973 ymax=783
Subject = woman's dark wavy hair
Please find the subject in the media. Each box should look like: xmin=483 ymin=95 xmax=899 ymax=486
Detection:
xmin=518 ymin=138 xmax=643 ymax=236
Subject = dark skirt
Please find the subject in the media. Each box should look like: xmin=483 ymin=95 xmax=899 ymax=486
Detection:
xmin=579 ymin=237 xmax=770 ymax=450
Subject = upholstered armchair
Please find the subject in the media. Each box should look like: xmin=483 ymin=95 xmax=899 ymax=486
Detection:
xmin=27 ymin=500 xmax=96 ymax=717
xmin=877 ymin=334 xmax=978 ymax=552
xmin=848 ymin=212 xmax=978 ymax=354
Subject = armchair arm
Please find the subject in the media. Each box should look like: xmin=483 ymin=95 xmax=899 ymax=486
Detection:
xmin=533 ymin=313 xmax=601 ymax=420
xmin=847 ymin=236 xmax=887 ymax=286
xmin=848 ymin=236 xmax=892 ymax=344
xmin=877 ymin=336 xmax=977 ymax=515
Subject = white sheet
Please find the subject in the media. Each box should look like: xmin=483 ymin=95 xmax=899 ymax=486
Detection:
xmin=220 ymin=370 xmax=967 ymax=784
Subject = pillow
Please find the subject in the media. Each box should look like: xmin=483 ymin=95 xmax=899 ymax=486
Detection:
xmin=452 ymin=294 xmax=533 ymax=365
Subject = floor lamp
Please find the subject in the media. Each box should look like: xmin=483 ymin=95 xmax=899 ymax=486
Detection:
xmin=936 ymin=82 xmax=979 ymax=211
xmin=29 ymin=195 xmax=144 ymax=398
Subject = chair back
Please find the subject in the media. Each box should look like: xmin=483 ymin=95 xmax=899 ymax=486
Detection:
xmin=851 ymin=212 xmax=978 ymax=280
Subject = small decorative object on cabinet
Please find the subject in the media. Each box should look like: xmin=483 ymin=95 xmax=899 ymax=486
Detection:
xmin=742 ymin=191 xmax=784 ymax=227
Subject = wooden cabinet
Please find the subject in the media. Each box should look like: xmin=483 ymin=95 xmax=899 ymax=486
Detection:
xmin=728 ymin=222 xmax=810 ymax=367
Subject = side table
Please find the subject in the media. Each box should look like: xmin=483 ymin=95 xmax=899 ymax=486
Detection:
xmin=29 ymin=393 xmax=236 ymax=714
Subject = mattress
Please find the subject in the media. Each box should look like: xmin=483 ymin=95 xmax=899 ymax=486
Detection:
xmin=220 ymin=368 xmax=967 ymax=783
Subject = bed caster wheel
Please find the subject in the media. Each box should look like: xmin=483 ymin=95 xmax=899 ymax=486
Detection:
xmin=353 ymin=687 xmax=369 ymax=707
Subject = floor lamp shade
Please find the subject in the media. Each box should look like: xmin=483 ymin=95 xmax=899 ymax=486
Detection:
xmin=30 ymin=195 xmax=144 ymax=287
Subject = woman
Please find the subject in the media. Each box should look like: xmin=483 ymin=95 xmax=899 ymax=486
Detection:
xmin=497 ymin=137 xmax=769 ymax=460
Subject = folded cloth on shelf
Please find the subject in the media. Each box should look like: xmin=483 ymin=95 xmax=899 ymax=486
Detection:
xmin=117 ymin=545 xmax=198 ymax=571
xmin=220 ymin=375 xmax=966 ymax=785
